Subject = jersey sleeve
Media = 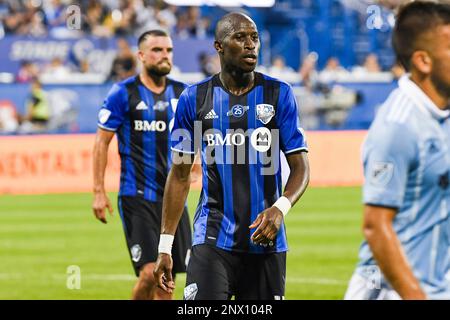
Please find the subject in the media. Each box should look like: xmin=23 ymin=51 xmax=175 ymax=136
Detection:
xmin=363 ymin=123 xmax=417 ymax=208
xmin=276 ymin=84 xmax=308 ymax=154
xmin=171 ymin=87 xmax=196 ymax=154
xmin=97 ymin=84 xmax=128 ymax=131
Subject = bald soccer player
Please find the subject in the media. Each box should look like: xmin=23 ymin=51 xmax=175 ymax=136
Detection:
xmin=154 ymin=13 xmax=310 ymax=300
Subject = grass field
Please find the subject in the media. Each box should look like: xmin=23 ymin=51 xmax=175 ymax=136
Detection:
xmin=0 ymin=187 xmax=363 ymax=300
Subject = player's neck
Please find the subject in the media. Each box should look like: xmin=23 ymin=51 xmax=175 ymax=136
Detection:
xmin=219 ymin=69 xmax=255 ymax=96
xmin=139 ymin=72 xmax=166 ymax=95
xmin=411 ymin=73 xmax=449 ymax=110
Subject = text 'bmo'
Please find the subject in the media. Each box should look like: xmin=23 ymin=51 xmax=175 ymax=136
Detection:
xmin=134 ymin=120 xmax=166 ymax=132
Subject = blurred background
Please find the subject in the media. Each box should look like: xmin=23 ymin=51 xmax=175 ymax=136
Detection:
xmin=0 ymin=0 xmax=411 ymax=135
xmin=0 ymin=0 xmax=429 ymax=300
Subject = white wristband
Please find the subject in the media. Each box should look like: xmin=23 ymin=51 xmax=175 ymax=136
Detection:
xmin=273 ymin=196 xmax=292 ymax=217
xmin=158 ymin=234 xmax=174 ymax=255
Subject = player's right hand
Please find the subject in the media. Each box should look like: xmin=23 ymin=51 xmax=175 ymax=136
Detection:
xmin=154 ymin=253 xmax=175 ymax=294
xmin=92 ymin=191 xmax=114 ymax=224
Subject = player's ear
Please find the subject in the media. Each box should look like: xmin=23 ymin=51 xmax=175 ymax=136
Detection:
xmin=137 ymin=48 xmax=145 ymax=63
xmin=411 ymin=50 xmax=432 ymax=74
xmin=214 ymin=40 xmax=223 ymax=55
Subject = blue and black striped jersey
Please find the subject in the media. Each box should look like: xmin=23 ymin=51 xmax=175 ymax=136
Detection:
xmin=97 ymin=75 xmax=187 ymax=202
xmin=172 ymin=72 xmax=307 ymax=253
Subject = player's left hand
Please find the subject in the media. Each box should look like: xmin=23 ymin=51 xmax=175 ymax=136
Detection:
xmin=249 ymin=206 xmax=284 ymax=246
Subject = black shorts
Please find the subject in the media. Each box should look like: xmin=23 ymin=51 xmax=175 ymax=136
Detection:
xmin=184 ymin=244 xmax=286 ymax=300
xmin=118 ymin=196 xmax=192 ymax=277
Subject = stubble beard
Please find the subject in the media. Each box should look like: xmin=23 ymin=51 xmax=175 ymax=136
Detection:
xmin=430 ymin=57 xmax=450 ymax=104
xmin=145 ymin=63 xmax=171 ymax=78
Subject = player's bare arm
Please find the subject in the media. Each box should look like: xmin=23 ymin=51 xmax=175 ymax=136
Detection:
xmin=251 ymin=152 xmax=310 ymax=245
xmin=92 ymin=128 xmax=115 ymax=224
xmin=363 ymin=205 xmax=427 ymax=300
xmin=154 ymin=152 xmax=194 ymax=293
xmin=189 ymin=153 xmax=202 ymax=183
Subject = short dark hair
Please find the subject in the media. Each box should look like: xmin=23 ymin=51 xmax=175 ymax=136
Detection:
xmin=138 ymin=29 xmax=170 ymax=47
xmin=393 ymin=1 xmax=450 ymax=71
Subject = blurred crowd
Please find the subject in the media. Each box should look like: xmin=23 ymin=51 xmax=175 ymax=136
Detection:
xmin=13 ymin=35 xmax=139 ymax=83
xmin=1 ymin=0 xmax=404 ymax=85
xmin=0 ymin=0 xmax=212 ymax=39
xmin=251 ymin=52 xmax=405 ymax=130
xmin=4 ymin=48 xmax=404 ymax=134
xmin=0 ymin=0 xmax=408 ymax=133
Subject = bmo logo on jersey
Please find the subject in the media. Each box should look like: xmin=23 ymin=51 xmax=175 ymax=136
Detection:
xmin=251 ymin=127 xmax=271 ymax=152
xmin=205 ymin=132 xmax=246 ymax=146
xmin=134 ymin=120 xmax=166 ymax=132
xmin=203 ymin=127 xmax=272 ymax=153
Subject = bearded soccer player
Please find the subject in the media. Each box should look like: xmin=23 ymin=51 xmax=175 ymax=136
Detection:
xmin=345 ymin=2 xmax=450 ymax=300
xmin=154 ymin=13 xmax=310 ymax=300
xmin=92 ymin=30 xmax=192 ymax=300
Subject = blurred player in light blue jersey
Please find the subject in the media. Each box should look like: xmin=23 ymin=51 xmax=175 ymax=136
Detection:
xmin=345 ymin=1 xmax=450 ymax=300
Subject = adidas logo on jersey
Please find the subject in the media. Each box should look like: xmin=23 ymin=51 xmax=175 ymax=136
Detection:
xmin=136 ymin=101 xmax=148 ymax=110
xmin=204 ymin=109 xmax=219 ymax=120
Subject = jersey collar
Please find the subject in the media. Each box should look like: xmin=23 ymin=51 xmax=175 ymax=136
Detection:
xmin=213 ymin=72 xmax=264 ymax=96
xmin=398 ymin=74 xmax=450 ymax=121
xmin=135 ymin=74 xmax=169 ymax=96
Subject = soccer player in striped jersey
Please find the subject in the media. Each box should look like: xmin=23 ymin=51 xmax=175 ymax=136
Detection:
xmin=345 ymin=2 xmax=450 ymax=300
xmin=92 ymin=30 xmax=192 ymax=300
xmin=154 ymin=13 xmax=310 ymax=300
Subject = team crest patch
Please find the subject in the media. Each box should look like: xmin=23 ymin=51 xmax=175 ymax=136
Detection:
xmin=184 ymin=283 xmax=198 ymax=300
xmin=131 ymin=244 xmax=142 ymax=262
xmin=98 ymin=109 xmax=111 ymax=124
xmin=153 ymin=101 xmax=169 ymax=112
xmin=256 ymin=104 xmax=275 ymax=124
xmin=369 ymin=162 xmax=394 ymax=187
xmin=227 ymin=104 xmax=249 ymax=118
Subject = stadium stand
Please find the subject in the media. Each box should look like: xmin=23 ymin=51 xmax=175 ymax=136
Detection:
xmin=0 ymin=0 xmax=402 ymax=133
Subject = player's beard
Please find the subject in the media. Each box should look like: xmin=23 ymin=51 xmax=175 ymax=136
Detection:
xmin=144 ymin=61 xmax=171 ymax=78
xmin=430 ymin=64 xmax=450 ymax=105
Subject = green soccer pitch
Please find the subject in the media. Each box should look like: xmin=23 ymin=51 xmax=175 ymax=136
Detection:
xmin=0 ymin=187 xmax=363 ymax=300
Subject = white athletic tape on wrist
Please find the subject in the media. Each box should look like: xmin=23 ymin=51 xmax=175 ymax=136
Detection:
xmin=273 ymin=196 xmax=292 ymax=217
xmin=158 ymin=234 xmax=174 ymax=255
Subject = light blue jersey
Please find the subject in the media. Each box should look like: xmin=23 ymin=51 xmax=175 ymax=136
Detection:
xmin=356 ymin=75 xmax=450 ymax=299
